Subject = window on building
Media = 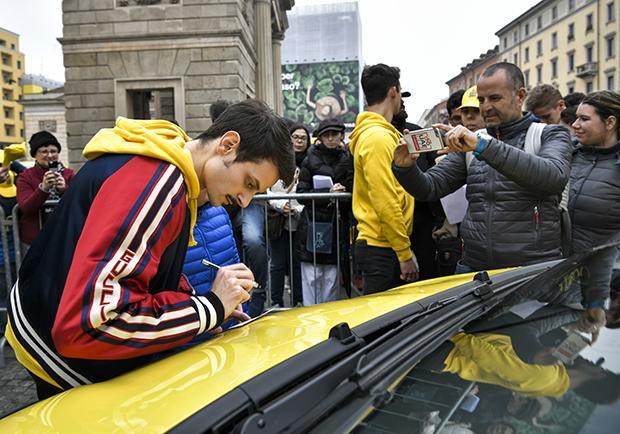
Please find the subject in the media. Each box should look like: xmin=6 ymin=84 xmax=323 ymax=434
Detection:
xmin=503 ymin=36 xmax=508 ymax=48
xmin=19 ymin=129 xmax=23 ymax=138
xmin=10 ymin=43 xmax=15 ymax=50
xmin=19 ymin=111 xmax=23 ymax=120
xmin=536 ymin=64 xmax=543 ymax=83
xmin=525 ymin=47 xmax=530 ymax=63
xmin=514 ymin=53 xmax=518 ymax=64
xmin=568 ymin=84 xmax=575 ymax=93
xmin=0 ymin=39 xmax=5 ymax=47
xmin=524 ymin=69 xmax=530 ymax=87
xmin=128 ymin=88 xmax=175 ymax=121
xmin=4 ymin=126 xmax=13 ymax=137
xmin=551 ymin=58 xmax=558 ymax=78
xmin=586 ymin=45 xmax=594 ymax=63
xmin=568 ymin=23 xmax=575 ymax=41
xmin=2 ymin=89 xmax=13 ymax=101
xmin=568 ymin=52 xmax=575 ymax=71
xmin=552 ymin=5 xmax=557 ymax=20
xmin=569 ymin=0 xmax=575 ymax=10
xmin=608 ymin=74 xmax=616 ymax=90
xmin=525 ymin=23 xmax=530 ymax=36
xmin=537 ymin=40 xmax=543 ymax=56
xmin=16 ymin=60 xmax=21 ymax=70
xmin=3 ymin=109 xmax=10 ymax=119
xmin=608 ymin=2 xmax=616 ymax=22
xmin=513 ymin=31 xmax=518 ymax=44
xmin=586 ymin=13 xmax=594 ymax=32
xmin=607 ymin=35 xmax=616 ymax=58
xmin=586 ymin=81 xmax=594 ymax=92
xmin=537 ymin=15 xmax=543 ymax=30
xmin=552 ymin=32 xmax=558 ymax=49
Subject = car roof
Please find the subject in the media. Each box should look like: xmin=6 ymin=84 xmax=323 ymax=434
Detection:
xmin=0 ymin=271 xmax=509 ymax=432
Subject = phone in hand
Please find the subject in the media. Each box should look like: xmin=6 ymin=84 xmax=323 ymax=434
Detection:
xmin=403 ymin=128 xmax=445 ymax=153
xmin=551 ymin=330 xmax=591 ymax=364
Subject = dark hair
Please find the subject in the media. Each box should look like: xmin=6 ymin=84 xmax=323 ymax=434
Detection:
xmin=525 ymin=84 xmax=563 ymax=111
xmin=209 ymin=100 xmax=231 ymax=122
xmin=564 ymin=92 xmax=586 ymax=107
xmin=289 ymin=123 xmax=310 ymax=139
xmin=481 ymin=62 xmax=525 ymax=93
xmin=560 ymin=106 xmax=578 ymax=125
xmin=197 ymin=99 xmax=296 ymax=186
xmin=446 ymin=89 xmax=466 ymax=116
xmin=581 ymin=90 xmax=620 ymax=135
xmin=361 ymin=63 xmax=400 ymax=106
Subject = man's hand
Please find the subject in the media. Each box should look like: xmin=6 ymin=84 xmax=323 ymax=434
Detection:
xmin=433 ymin=123 xmax=478 ymax=153
xmin=394 ymin=143 xmax=419 ymax=168
xmin=0 ymin=166 xmax=9 ymax=184
xmin=576 ymin=308 xmax=606 ymax=343
xmin=209 ymin=263 xmax=254 ymax=320
xmin=400 ymin=255 xmax=419 ymax=282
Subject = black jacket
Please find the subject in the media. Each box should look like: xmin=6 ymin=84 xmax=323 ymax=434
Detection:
xmin=297 ymin=143 xmax=353 ymax=264
xmin=393 ymin=114 xmax=573 ymax=270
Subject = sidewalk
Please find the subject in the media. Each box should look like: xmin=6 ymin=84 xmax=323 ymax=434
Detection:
xmin=0 ymin=346 xmax=37 ymax=418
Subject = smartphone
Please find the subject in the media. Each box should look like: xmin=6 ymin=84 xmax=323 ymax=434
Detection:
xmin=404 ymin=128 xmax=445 ymax=153
xmin=551 ymin=330 xmax=591 ymax=364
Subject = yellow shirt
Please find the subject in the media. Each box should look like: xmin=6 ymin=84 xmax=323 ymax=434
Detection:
xmin=349 ymin=112 xmax=414 ymax=262
xmin=443 ymin=332 xmax=570 ymax=397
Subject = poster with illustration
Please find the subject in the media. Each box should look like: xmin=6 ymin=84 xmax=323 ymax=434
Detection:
xmin=281 ymin=61 xmax=360 ymax=131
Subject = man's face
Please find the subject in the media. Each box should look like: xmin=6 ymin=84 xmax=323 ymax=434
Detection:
xmin=477 ymin=70 xmax=526 ymax=128
xmin=391 ymin=86 xmax=403 ymax=115
xmin=532 ymin=100 xmax=566 ymax=124
xmin=199 ymin=139 xmax=279 ymax=208
xmin=460 ymin=107 xmax=484 ymax=132
xmin=35 ymin=144 xmax=60 ymax=168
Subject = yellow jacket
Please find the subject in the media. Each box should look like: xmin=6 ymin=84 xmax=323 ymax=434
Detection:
xmin=443 ymin=332 xmax=570 ymax=397
xmin=349 ymin=112 xmax=414 ymax=262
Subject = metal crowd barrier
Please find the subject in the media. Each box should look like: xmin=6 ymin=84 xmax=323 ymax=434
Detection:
xmin=245 ymin=192 xmax=355 ymax=308
xmin=0 ymin=205 xmax=19 ymax=368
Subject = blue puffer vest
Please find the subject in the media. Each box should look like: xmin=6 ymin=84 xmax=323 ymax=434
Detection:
xmin=183 ymin=204 xmax=240 ymax=295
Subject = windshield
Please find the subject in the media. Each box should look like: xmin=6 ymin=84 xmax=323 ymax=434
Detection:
xmin=351 ymin=247 xmax=620 ymax=434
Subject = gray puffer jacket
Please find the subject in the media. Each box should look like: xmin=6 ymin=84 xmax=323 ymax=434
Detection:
xmin=569 ymin=141 xmax=620 ymax=304
xmin=393 ymin=114 xmax=572 ymax=270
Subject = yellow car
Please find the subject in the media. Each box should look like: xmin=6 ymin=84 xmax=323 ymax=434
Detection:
xmin=1 ymin=246 xmax=619 ymax=433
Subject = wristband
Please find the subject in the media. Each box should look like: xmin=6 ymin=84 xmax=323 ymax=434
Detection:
xmin=582 ymin=299 xmax=609 ymax=309
xmin=473 ymin=134 xmax=489 ymax=156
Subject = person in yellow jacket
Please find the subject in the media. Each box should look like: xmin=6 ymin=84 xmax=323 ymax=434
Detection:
xmin=349 ymin=64 xmax=416 ymax=294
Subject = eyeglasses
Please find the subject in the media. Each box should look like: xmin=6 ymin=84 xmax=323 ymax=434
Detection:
xmin=292 ymin=135 xmax=308 ymax=142
xmin=36 ymin=149 xmax=59 ymax=155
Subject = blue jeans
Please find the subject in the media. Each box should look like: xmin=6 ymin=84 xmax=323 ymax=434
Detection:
xmin=454 ymin=260 xmax=477 ymax=275
xmin=233 ymin=203 xmax=268 ymax=317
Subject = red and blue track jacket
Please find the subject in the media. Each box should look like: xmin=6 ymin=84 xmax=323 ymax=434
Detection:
xmin=7 ymin=154 xmax=225 ymax=389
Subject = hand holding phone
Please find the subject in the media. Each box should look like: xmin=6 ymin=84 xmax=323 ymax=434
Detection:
xmin=403 ymin=128 xmax=445 ymax=153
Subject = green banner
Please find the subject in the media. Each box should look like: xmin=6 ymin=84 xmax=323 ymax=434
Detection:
xmin=281 ymin=61 xmax=360 ymax=132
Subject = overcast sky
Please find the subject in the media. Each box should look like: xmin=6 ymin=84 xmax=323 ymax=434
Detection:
xmin=0 ymin=0 xmax=540 ymax=121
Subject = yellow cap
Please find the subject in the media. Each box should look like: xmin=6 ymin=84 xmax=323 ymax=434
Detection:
xmin=459 ymin=85 xmax=479 ymax=110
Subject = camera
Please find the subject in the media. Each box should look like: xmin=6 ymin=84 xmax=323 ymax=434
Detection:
xmin=48 ymin=160 xmax=63 ymax=173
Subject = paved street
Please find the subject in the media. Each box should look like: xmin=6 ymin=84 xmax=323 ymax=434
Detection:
xmin=0 ymin=345 xmax=37 ymax=418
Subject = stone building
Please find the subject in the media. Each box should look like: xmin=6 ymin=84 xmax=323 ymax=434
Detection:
xmin=446 ymin=46 xmax=499 ymax=95
xmin=61 ymin=0 xmax=294 ymax=168
xmin=21 ymin=87 xmax=69 ymax=165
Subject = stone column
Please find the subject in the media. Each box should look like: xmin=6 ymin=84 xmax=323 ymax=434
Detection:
xmin=272 ymin=32 xmax=284 ymax=115
xmin=255 ymin=0 xmax=274 ymax=107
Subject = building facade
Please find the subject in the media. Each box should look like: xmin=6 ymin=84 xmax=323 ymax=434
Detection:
xmin=496 ymin=0 xmax=619 ymax=94
xmin=0 ymin=27 xmax=25 ymax=146
xmin=446 ymin=46 xmax=499 ymax=95
xmin=61 ymin=0 xmax=293 ymax=167
xmin=21 ymin=88 xmax=69 ymax=165
xmin=281 ymin=1 xmax=362 ymax=131
xmin=417 ymin=99 xmax=448 ymax=128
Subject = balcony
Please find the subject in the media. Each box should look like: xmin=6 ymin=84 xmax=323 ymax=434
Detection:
xmin=576 ymin=62 xmax=598 ymax=78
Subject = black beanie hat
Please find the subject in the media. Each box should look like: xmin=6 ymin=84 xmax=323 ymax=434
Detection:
xmin=29 ymin=131 xmax=61 ymax=158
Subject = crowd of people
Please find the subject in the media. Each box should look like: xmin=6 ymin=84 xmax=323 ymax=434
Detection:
xmin=0 ymin=59 xmax=618 ymax=402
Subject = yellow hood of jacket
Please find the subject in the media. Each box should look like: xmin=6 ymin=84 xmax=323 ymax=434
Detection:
xmin=83 ymin=117 xmax=199 ymax=245
xmin=349 ymin=112 xmax=414 ymax=262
